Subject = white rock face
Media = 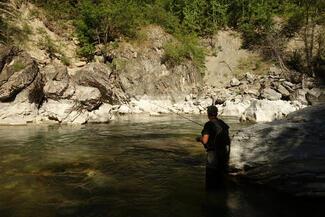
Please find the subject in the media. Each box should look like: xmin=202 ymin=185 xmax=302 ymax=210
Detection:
xmin=0 ymin=102 xmax=38 ymax=125
xmin=241 ymin=99 xmax=304 ymax=122
xmin=0 ymin=88 xmax=39 ymax=125
xmin=38 ymin=99 xmax=75 ymax=123
xmin=130 ymin=98 xmax=172 ymax=114
xmin=88 ymin=104 xmax=113 ymax=123
xmin=118 ymin=104 xmax=131 ymax=114
xmin=38 ymin=101 xmax=114 ymax=124
xmin=220 ymin=100 xmax=251 ymax=117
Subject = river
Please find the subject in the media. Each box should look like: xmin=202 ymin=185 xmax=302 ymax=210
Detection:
xmin=0 ymin=115 xmax=323 ymax=217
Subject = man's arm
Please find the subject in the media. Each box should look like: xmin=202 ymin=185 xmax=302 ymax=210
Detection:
xmin=196 ymin=134 xmax=209 ymax=148
xmin=201 ymin=134 xmax=209 ymax=145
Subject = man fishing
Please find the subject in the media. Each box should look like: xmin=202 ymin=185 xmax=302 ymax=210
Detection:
xmin=196 ymin=105 xmax=231 ymax=189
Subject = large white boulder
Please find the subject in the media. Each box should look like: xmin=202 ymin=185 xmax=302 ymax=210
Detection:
xmin=38 ymin=99 xmax=75 ymax=123
xmin=230 ymin=104 xmax=325 ymax=197
xmin=220 ymin=100 xmax=251 ymax=117
xmin=0 ymin=102 xmax=38 ymax=125
xmin=241 ymin=99 xmax=304 ymax=123
xmin=130 ymin=98 xmax=172 ymax=114
xmin=88 ymin=104 xmax=113 ymax=123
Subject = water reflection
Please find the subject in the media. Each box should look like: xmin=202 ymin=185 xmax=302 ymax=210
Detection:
xmin=0 ymin=115 xmax=324 ymax=217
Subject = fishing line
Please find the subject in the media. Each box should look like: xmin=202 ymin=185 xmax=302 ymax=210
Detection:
xmin=148 ymin=101 xmax=204 ymax=127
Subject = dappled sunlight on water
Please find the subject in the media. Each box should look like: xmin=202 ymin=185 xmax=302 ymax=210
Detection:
xmin=0 ymin=115 xmax=323 ymax=217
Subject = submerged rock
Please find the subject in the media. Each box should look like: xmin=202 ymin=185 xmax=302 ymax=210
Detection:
xmin=230 ymin=104 xmax=325 ymax=197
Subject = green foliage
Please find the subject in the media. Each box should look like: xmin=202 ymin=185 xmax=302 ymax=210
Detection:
xmin=163 ymin=34 xmax=205 ymax=70
xmin=168 ymin=0 xmax=228 ymax=35
xmin=30 ymin=0 xmax=77 ymax=20
xmin=227 ymin=0 xmax=274 ymax=48
xmin=38 ymin=34 xmax=70 ymax=64
xmin=77 ymin=42 xmax=95 ymax=61
xmin=60 ymin=54 xmax=71 ymax=66
xmin=12 ymin=60 xmax=25 ymax=72
xmin=75 ymin=0 xmax=145 ymax=58
xmin=38 ymin=35 xmax=59 ymax=58
xmin=144 ymin=2 xmax=180 ymax=34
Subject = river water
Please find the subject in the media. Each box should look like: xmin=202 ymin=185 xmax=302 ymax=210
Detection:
xmin=0 ymin=115 xmax=323 ymax=217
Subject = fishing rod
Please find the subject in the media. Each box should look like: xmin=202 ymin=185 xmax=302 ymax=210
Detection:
xmin=148 ymin=101 xmax=204 ymax=127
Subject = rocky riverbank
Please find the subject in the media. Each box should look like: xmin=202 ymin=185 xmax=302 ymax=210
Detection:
xmin=229 ymin=104 xmax=325 ymax=197
xmin=0 ymin=44 xmax=324 ymax=125
xmin=1 ymin=24 xmax=324 ymax=126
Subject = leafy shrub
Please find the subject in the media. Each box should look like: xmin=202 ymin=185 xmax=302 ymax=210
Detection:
xmin=163 ymin=34 xmax=205 ymax=70
xmin=60 ymin=54 xmax=71 ymax=66
xmin=75 ymin=0 xmax=145 ymax=58
xmin=38 ymin=35 xmax=59 ymax=58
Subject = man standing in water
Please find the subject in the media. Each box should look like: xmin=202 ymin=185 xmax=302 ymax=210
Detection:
xmin=196 ymin=105 xmax=231 ymax=189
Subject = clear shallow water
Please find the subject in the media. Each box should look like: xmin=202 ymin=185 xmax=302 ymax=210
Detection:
xmin=0 ymin=115 xmax=323 ymax=217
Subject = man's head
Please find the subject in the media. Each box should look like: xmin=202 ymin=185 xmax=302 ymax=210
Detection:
xmin=207 ymin=105 xmax=218 ymax=119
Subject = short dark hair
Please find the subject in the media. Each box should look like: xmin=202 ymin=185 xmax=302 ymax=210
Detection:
xmin=207 ymin=105 xmax=218 ymax=116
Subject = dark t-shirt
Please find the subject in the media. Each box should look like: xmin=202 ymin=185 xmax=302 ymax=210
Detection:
xmin=201 ymin=118 xmax=230 ymax=152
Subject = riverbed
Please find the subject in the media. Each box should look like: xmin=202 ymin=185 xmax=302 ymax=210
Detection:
xmin=0 ymin=115 xmax=323 ymax=217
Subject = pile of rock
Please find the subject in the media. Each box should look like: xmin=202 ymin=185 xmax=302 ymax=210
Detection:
xmin=195 ymin=68 xmax=325 ymax=122
xmin=0 ymin=47 xmax=127 ymax=125
xmin=0 ymin=45 xmax=324 ymax=125
xmin=110 ymin=67 xmax=324 ymax=123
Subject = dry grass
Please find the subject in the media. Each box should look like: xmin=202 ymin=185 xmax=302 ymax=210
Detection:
xmin=236 ymin=54 xmax=273 ymax=76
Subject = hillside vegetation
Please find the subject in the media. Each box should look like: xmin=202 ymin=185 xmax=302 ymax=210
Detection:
xmin=1 ymin=0 xmax=324 ymax=78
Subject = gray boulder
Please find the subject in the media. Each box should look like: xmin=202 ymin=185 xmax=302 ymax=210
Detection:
xmin=230 ymin=104 xmax=325 ymax=197
xmin=275 ymin=84 xmax=290 ymax=98
xmin=290 ymin=89 xmax=308 ymax=105
xmin=0 ymin=46 xmax=19 ymax=72
xmin=72 ymin=85 xmax=102 ymax=111
xmin=261 ymin=88 xmax=282 ymax=101
xmin=42 ymin=63 xmax=70 ymax=99
xmin=306 ymin=88 xmax=325 ymax=105
xmin=73 ymin=63 xmax=127 ymax=104
xmin=0 ymin=52 xmax=39 ymax=102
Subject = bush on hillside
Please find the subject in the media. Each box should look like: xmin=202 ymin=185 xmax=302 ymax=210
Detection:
xmin=163 ymin=34 xmax=205 ymax=70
